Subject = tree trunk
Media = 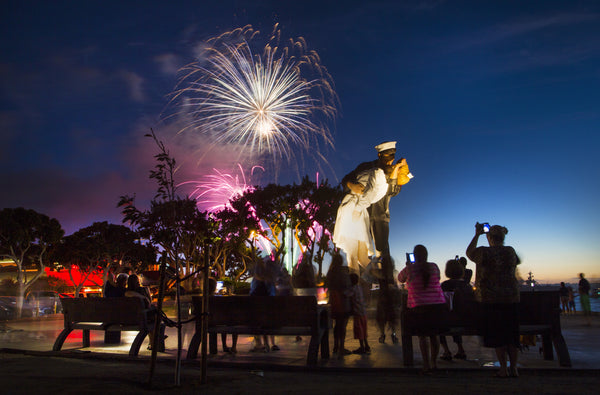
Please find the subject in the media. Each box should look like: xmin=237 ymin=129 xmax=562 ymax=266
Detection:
xmin=16 ymin=283 xmax=26 ymax=319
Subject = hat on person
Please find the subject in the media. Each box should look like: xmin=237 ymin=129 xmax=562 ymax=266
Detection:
xmin=375 ymin=141 xmax=396 ymax=154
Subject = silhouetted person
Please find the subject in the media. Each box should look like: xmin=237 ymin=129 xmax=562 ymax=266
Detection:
xmin=125 ymin=274 xmax=151 ymax=306
xmin=292 ymin=252 xmax=317 ymax=290
xmin=326 ymin=253 xmax=352 ymax=358
xmin=578 ymin=273 xmax=591 ymax=325
xmin=125 ymin=273 xmax=160 ymax=349
xmin=439 ymin=259 xmax=473 ymax=361
xmin=559 ymin=282 xmax=570 ymax=313
xmin=291 ymin=253 xmax=316 ymax=342
xmin=349 ymin=272 xmax=370 ymax=354
xmin=568 ymin=285 xmax=576 ymax=314
xmin=459 ymin=256 xmax=473 ymax=285
xmin=375 ymin=254 xmax=400 ymax=344
xmin=203 ymin=276 xmax=238 ymax=354
xmin=249 ymin=257 xmax=279 ymax=352
xmin=105 ymin=272 xmax=128 ymax=298
xmin=398 ymin=245 xmax=447 ymax=374
xmin=467 ymin=223 xmax=521 ymax=378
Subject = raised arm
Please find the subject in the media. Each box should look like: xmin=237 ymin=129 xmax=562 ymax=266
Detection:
xmin=466 ymin=223 xmax=485 ymax=261
xmin=341 ymin=161 xmax=376 ymax=195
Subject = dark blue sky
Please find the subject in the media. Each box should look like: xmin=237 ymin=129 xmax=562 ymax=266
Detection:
xmin=2 ymin=1 xmax=599 ymax=282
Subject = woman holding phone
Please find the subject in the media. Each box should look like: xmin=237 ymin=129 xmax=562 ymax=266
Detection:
xmin=466 ymin=223 xmax=521 ymax=378
xmin=398 ymin=245 xmax=447 ymax=374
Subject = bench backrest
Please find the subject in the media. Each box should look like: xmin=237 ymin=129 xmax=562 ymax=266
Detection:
xmin=518 ymin=290 xmax=560 ymax=326
xmin=60 ymin=297 xmax=149 ymax=326
xmin=192 ymin=295 xmax=319 ymax=328
xmin=400 ymin=290 xmax=561 ymax=328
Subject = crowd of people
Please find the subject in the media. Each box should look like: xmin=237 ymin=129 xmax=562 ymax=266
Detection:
xmin=97 ymin=140 xmax=592 ymax=375
xmin=327 ymin=221 xmax=520 ymax=376
xmin=99 ymin=226 xmax=591 ymax=375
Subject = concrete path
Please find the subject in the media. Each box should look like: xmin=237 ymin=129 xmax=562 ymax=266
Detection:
xmin=1 ymin=310 xmax=598 ymax=371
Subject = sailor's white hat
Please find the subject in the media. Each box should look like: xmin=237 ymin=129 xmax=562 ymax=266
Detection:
xmin=375 ymin=141 xmax=396 ymax=153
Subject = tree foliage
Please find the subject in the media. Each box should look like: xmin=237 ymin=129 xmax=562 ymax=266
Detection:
xmin=117 ymin=132 xmax=342 ymax=287
xmin=0 ymin=207 xmax=64 ymax=317
xmin=223 ymin=177 xmax=342 ymax=278
xmin=118 ymin=131 xmax=211 ymax=290
xmin=52 ymin=221 xmax=155 ymax=297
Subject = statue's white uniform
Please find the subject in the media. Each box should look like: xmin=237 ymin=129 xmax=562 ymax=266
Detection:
xmin=333 ymin=167 xmax=388 ymax=272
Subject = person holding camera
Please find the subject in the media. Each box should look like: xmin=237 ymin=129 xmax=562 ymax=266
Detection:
xmin=398 ymin=245 xmax=447 ymax=374
xmin=466 ymin=223 xmax=521 ymax=378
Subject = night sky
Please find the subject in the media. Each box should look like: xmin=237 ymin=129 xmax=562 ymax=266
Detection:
xmin=2 ymin=1 xmax=599 ymax=283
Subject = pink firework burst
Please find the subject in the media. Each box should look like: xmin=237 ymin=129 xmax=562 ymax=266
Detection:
xmin=183 ymin=164 xmax=263 ymax=212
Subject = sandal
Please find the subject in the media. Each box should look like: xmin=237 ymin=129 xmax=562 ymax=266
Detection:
xmin=454 ymin=352 xmax=467 ymax=360
xmin=440 ymin=352 xmax=452 ymax=361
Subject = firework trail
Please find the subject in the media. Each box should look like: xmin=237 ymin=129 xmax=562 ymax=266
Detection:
xmin=182 ymin=164 xmax=263 ymax=212
xmin=171 ymin=24 xmax=338 ymax=176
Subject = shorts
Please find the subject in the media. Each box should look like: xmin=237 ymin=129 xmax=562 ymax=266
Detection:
xmin=353 ymin=314 xmax=368 ymax=340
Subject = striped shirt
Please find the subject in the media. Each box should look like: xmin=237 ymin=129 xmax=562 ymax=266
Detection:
xmin=398 ymin=262 xmax=445 ymax=308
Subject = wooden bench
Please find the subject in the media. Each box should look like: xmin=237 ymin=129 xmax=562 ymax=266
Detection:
xmin=53 ymin=297 xmax=165 ymax=356
xmin=400 ymin=290 xmax=571 ymax=367
xmin=186 ymin=295 xmax=331 ymax=366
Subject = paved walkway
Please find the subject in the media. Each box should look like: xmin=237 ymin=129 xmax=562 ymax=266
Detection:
xmin=1 ymin=309 xmax=598 ymax=371
xmin=2 ymin=311 xmax=599 ymax=394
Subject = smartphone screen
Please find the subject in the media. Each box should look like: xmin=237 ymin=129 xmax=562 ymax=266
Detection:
xmin=483 ymin=223 xmax=490 ymax=233
xmin=406 ymin=252 xmax=415 ymax=263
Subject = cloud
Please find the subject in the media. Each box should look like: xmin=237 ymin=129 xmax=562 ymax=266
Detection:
xmin=427 ymin=12 xmax=600 ymax=78
xmin=154 ymin=53 xmax=181 ymax=76
xmin=118 ymin=70 xmax=145 ymax=102
xmin=446 ymin=13 xmax=599 ymax=52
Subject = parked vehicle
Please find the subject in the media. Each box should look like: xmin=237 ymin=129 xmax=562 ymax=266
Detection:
xmin=0 ymin=296 xmax=35 ymax=319
xmin=25 ymin=291 xmax=61 ymax=315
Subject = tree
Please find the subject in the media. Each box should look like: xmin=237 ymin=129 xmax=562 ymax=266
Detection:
xmin=119 ymin=133 xmax=209 ymax=280
xmin=291 ymin=177 xmax=342 ymax=277
xmin=52 ymin=221 xmax=155 ymax=297
xmin=0 ymin=207 xmax=64 ymax=318
xmin=118 ymin=131 xmax=211 ymax=386
xmin=230 ymin=178 xmax=342 ymax=277
xmin=212 ymin=196 xmax=262 ymax=282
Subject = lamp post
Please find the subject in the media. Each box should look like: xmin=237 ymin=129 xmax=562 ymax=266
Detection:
xmin=527 ymin=271 xmax=536 ymax=291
